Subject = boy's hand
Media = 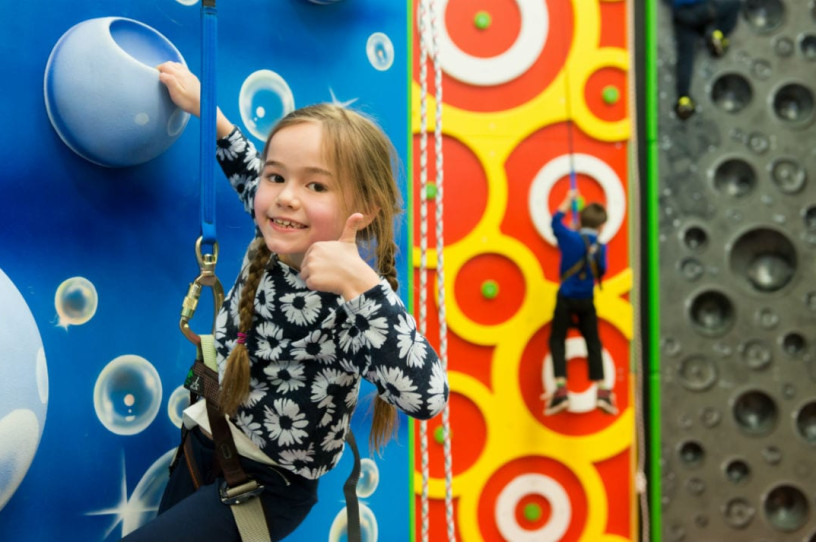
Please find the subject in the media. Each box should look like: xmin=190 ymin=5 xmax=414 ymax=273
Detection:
xmin=157 ymin=61 xmax=202 ymax=117
xmin=558 ymin=189 xmax=579 ymax=213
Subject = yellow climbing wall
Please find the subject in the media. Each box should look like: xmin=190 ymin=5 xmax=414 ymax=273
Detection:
xmin=411 ymin=1 xmax=634 ymax=540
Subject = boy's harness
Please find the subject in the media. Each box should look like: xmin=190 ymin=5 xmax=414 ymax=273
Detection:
xmin=560 ymin=233 xmax=603 ymax=288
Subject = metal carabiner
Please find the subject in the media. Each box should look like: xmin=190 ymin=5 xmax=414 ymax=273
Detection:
xmin=180 ymin=237 xmax=225 ymax=345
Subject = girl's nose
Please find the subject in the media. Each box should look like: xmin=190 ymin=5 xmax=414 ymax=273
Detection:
xmin=276 ymin=182 xmax=299 ymax=208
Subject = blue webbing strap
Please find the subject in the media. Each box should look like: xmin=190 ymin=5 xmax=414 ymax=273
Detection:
xmin=200 ymin=0 xmax=218 ymax=250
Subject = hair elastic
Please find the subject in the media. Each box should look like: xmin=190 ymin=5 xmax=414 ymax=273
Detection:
xmin=236 ymin=332 xmax=247 ymax=345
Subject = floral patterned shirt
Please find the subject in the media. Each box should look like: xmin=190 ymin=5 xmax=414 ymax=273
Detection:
xmin=213 ymin=127 xmax=448 ymax=480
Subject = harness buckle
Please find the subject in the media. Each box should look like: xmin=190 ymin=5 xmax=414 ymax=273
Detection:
xmin=219 ymin=480 xmax=265 ymax=506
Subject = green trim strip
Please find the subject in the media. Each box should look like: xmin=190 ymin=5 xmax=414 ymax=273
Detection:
xmin=644 ymin=0 xmax=662 ymax=540
xmin=406 ymin=3 xmax=417 ymax=542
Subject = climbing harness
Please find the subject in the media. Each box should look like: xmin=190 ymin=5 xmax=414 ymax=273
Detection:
xmin=559 ymin=233 xmax=603 ymax=288
xmin=418 ymin=1 xmax=455 ymax=540
xmin=174 ymin=4 xmax=363 ymax=541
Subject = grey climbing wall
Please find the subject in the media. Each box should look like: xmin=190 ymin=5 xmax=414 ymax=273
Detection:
xmin=656 ymin=1 xmax=816 ymax=540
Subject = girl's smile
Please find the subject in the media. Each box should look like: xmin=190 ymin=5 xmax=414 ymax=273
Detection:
xmin=253 ymin=121 xmax=349 ymax=269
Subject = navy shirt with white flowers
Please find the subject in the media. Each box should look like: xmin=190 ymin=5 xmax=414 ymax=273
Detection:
xmin=214 ymin=127 xmax=449 ymax=480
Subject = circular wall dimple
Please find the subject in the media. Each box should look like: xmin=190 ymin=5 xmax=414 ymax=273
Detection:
xmin=732 ymin=389 xmax=778 ymax=437
xmin=678 ymin=355 xmax=717 ymax=391
xmin=763 ymin=484 xmax=809 ymax=532
xmin=723 ymin=497 xmax=756 ymax=529
xmin=742 ymin=0 xmax=785 ymax=34
xmin=712 ymin=157 xmax=756 ymax=197
xmin=795 ymin=400 xmax=816 ymax=443
xmin=781 ymin=331 xmax=807 ymax=356
xmin=769 ymin=157 xmax=807 ymax=194
xmin=688 ymin=289 xmax=735 ymax=337
xmin=803 ymin=205 xmax=816 ymax=230
xmin=771 ymin=83 xmax=815 ymax=126
xmin=678 ymin=440 xmax=705 ymax=468
xmin=679 ymin=258 xmax=704 ymax=281
xmin=774 ymin=36 xmax=795 ymax=57
xmin=799 ymin=33 xmax=816 ymax=60
xmin=727 ymin=227 xmax=797 ymax=294
xmin=724 ymin=458 xmax=751 ymax=484
xmin=711 ymin=73 xmax=753 ymax=113
xmin=740 ymin=339 xmax=773 ymax=370
xmin=682 ymin=225 xmax=708 ymax=252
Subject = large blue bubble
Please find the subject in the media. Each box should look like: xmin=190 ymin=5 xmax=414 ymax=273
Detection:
xmin=44 ymin=17 xmax=189 ymax=167
xmin=0 ymin=268 xmax=48 ymax=511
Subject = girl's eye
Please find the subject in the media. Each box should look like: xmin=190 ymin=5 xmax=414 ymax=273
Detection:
xmin=307 ymin=182 xmax=328 ymax=193
xmin=265 ymin=173 xmax=284 ymax=183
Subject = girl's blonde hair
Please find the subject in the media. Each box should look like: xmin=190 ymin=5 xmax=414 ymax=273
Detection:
xmin=220 ymin=103 xmax=403 ymax=452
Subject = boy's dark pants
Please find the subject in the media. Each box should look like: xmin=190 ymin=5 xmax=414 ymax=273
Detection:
xmin=549 ymin=294 xmax=605 ymax=382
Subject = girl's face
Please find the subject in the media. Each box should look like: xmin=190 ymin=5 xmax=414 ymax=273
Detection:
xmin=254 ymin=122 xmax=349 ymax=269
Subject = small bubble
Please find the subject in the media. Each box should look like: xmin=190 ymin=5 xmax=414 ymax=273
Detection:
xmin=356 ymin=458 xmax=380 ymax=498
xmin=55 ymin=276 xmax=98 ymax=327
xmin=167 ymin=385 xmax=190 ymax=429
xmin=366 ymin=32 xmax=394 ymax=71
xmin=93 ymin=354 xmax=162 ymax=436
xmin=239 ymin=70 xmax=295 ymax=141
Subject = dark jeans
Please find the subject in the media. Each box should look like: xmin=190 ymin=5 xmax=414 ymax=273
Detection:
xmin=673 ymin=0 xmax=741 ymax=97
xmin=121 ymin=428 xmax=318 ymax=542
xmin=549 ymin=294 xmax=604 ymax=381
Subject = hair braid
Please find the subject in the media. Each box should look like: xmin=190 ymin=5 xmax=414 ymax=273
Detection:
xmin=219 ymin=238 xmax=271 ymax=415
xmin=369 ymin=237 xmax=400 ymax=452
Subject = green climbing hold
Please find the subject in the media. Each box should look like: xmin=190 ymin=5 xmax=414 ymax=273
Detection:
xmin=474 ymin=11 xmax=491 ymax=30
xmin=481 ymin=280 xmax=499 ymax=299
xmin=434 ymin=425 xmax=446 ymax=444
xmin=602 ymin=85 xmax=620 ymax=105
xmin=523 ymin=502 xmax=543 ymax=522
xmin=426 ymin=183 xmax=437 ymax=199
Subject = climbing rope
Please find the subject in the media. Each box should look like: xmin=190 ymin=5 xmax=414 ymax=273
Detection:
xmin=429 ymin=1 xmax=455 ymax=540
xmin=562 ymin=40 xmax=580 ymax=224
xmin=417 ymin=0 xmax=431 ymax=539
xmin=418 ymin=1 xmax=455 ymax=541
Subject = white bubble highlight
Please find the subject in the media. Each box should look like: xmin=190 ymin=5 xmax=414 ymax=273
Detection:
xmin=0 ymin=410 xmax=41 ymax=510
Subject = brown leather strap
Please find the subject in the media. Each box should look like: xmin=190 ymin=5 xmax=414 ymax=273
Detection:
xmin=185 ymin=358 xmax=251 ymax=489
xmin=206 ymin=397 xmax=250 ymax=488
xmin=183 ymin=431 xmax=204 ymax=490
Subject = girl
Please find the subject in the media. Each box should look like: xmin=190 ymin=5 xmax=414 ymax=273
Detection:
xmin=122 ymin=62 xmax=449 ymax=541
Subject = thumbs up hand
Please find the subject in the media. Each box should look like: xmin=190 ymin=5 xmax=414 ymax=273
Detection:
xmin=299 ymin=213 xmax=380 ymax=299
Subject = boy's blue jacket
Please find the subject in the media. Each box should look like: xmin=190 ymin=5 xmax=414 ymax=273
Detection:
xmin=552 ymin=210 xmax=607 ymax=299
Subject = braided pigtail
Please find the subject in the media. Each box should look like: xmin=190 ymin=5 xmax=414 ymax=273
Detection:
xmin=370 ymin=236 xmax=400 ymax=452
xmin=219 ymin=238 xmax=271 ymax=416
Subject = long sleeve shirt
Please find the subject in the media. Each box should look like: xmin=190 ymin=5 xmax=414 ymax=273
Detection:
xmin=552 ymin=210 xmax=607 ymax=300
xmin=212 ymin=127 xmax=449 ymax=480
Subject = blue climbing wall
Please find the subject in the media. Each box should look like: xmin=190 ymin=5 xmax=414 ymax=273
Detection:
xmin=0 ymin=1 xmax=411 ymax=540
